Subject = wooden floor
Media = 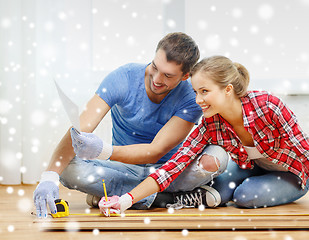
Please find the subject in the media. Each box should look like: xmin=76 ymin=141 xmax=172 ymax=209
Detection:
xmin=1 ymin=185 xmax=309 ymax=240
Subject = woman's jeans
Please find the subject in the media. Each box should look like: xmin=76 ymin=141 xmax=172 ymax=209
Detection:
xmin=60 ymin=145 xmax=229 ymax=209
xmin=212 ymin=160 xmax=309 ymax=208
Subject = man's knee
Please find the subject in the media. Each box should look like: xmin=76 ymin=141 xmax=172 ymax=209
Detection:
xmin=60 ymin=161 xmax=88 ymax=189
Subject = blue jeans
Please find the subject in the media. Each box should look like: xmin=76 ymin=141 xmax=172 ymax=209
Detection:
xmin=60 ymin=145 xmax=229 ymax=209
xmin=211 ymin=160 xmax=309 ymax=208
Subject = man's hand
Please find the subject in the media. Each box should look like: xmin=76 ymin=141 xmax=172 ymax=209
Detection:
xmin=33 ymin=171 xmax=59 ymax=218
xmin=98 ymin=193 xmax=134 ymax=216
xmin=70 ymin=128 xmax=113 ymax=160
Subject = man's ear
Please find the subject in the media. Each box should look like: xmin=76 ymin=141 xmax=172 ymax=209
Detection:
xmin=182 ymin=73 xmax=190 ymax=81
xmin=225 ymin=84 xmax=234 ymax=96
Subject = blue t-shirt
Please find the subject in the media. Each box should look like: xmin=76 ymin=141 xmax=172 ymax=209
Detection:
xmin=96 ymin=63 xmax=202 ymax=163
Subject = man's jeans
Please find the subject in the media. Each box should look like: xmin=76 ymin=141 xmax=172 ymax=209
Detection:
xmin=212 ymin=160 xmax=309 ymax=208
xmin=60 ymin=145 xmax=229 ymax=209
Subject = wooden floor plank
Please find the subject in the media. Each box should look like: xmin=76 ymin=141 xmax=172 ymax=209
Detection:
xmin=1 ymin=184 xmax=309 ymax=239
xmin=34 ymin=214 xmax=309 ymax=230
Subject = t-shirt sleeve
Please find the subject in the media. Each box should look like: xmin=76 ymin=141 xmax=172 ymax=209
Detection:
xmin=95 ymin=66 xmax=128 ymax=108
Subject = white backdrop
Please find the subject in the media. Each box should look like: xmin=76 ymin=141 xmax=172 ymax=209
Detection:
xmin=0 ymin=0 xmax=308 ymax=184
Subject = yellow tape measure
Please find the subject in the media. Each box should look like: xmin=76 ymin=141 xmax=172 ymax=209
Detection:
xmin=51 ymin=199 xmax=69 ymax=218
xmin=50 ymin=199 xmax=309 ymax=218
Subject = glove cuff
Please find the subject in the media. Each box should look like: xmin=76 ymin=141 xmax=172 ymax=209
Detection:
xmin=40 ymin=171 xmax=60 ymax=186
xmin=119 ymin=193 xmax=134 ymax=213
xmin=98 ymin=142 xmax=113 ymax=160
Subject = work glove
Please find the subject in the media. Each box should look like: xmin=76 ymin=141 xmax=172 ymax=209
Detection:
xmin=70 ymin=128 xmax=113 ymax=160
xmin=98 ymin=193 xmax=134 ymax=216
xmin=33 ymin=171 xmax=59 ymax=218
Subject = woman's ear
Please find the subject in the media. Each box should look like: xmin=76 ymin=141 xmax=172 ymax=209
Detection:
xmin=225 ymin=84 xmax=234 ymax=96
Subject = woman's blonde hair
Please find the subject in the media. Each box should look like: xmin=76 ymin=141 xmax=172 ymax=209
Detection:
xmin=191 ymin=56 xmax=250 ymax=97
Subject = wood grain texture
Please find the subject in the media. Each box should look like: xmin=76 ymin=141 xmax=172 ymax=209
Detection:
xmin=1 ymin=184 xmax=309 ymax=239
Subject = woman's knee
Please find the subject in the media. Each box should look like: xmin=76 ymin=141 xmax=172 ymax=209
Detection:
xmin=199 ymin=145 xmax=229 ymax=173
xmin=232 ymin=179 xmax=271 ymax=208
xmin=233 ymin=185 xmax=259 ymax=208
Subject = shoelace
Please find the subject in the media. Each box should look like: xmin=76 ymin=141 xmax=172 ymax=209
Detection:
xmin=166 ymin=191 xmax=203 ymax=210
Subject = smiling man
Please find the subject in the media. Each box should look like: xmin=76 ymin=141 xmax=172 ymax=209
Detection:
xmin=33 ymin=32 xmax=203 ymax=217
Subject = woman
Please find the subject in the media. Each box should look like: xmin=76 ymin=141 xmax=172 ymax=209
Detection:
xmin=99 ymin=56 xmax=309 ymax=215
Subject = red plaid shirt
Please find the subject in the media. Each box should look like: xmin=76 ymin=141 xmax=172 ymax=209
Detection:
xmin=150 ymin=91 xmax=309 ymax=191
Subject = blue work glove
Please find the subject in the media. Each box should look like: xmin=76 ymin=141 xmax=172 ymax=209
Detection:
xmin=70 ymin=128 xmax=113 ymax=160
xmin=33 ymin=171 xmax=59 ymax=218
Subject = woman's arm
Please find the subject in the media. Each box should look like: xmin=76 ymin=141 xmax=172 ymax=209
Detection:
xmin=99 ymin=121 xmax=210 ymax=216
xmin=130 ymin=177 xmax=160 ymax=204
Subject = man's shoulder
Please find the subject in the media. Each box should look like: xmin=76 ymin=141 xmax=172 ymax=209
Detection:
xmin=118 ymin=63 xmax=148 ymax=73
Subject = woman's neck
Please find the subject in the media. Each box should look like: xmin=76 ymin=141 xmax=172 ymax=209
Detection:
xmin=220 ymin=97 xmax=243 ymax=127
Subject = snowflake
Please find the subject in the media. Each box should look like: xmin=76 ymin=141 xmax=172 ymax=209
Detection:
xmin=87 ymin=175 xmax=95 ymax=182
xmin=198 ymin=205 xmax=205 ymax=211
xmin=7 ymin=225 xmax=15 ymax=232
xmin=31 ymin=110 xmax=46 ymax=126
xmin=258 ymin=4 xmax=274 ymax=20
xmin=165 ymin=19 xmax=176 ymax=29
xmin=231 ymin=8 xmax=243 ymax=18
xmin=229 ymin=182 xmax=236 ymax=189
xmin=197 ymin=20 xmax=208 ymax=30
xmin=149 ymin=167 xmax=155 ymax=174
xmin=18 ymin=189 xmax=25 ymax=196
xmin=205 ymin=34 xmax=221 ymax=51
xmin=20 ymin=166 xmax=27 ymax=173
xmin=17 ymin=198 xmax=32 ymax=213
xmin=0 ymin=99 xmax=12 ymax=114
xmin=7 ymin=187 xmax=14 ymax=194
xmin=144 ymin=217 xmax=151 ymax=224
xmin=168 ymin=207 xmax=174 ymax=214
xmin=1 ymin=18 xmax=11 ymax=28
xmin=250 ymin=25 xmax=259 ymax=35
xmin=65 ymin=221 xmax=80 ymax=232
xmin=210 ymin=6 xmax=216 ymax=12
xmin=181 ymin=229 xmax=189 ymax=236
xmin=93 ymin=229 xmax=100 ymax=235
xmin=264 ymin=36 xmax=274 ymax=46
xmin=58 ymin=12 xmax=67 ymax=20
xmin=127 ymin=36 xmax=135 ymax=46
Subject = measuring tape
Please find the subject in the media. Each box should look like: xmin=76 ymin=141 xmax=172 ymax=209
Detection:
xmin=49 ymin=199 xmax=309 ymax=218
xmin=70 ymin=213 xmax=309 ymax=217
xmin=51 ymin=199 xmax=70 ymax=218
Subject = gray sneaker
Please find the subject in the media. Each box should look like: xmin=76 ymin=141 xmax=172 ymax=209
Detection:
xmin=86 ymin=194 xmax=101 ymax=208
xmin=166 ymin=185 xmax=221 ymax=209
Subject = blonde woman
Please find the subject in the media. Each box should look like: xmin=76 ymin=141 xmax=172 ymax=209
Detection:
xmin=99 ymin=56 xmax=309 ymax=215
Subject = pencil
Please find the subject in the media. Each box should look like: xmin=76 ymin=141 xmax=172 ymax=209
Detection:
xmin=102 ymin=179 xmax=110 ymax=215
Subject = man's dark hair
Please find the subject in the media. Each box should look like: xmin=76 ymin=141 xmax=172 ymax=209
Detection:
xmin=156 ymin=32 xmax=200 ymax=74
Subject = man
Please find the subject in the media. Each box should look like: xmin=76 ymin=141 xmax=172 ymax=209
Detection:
xmin=33 ymin=32 xmax=203 ymax=218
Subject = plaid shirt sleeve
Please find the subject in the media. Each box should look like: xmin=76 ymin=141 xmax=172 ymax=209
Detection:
xmin=268 ymin=94 xmax=309 ymax=157
xmin=268 ymin=94 xmax=309 ymax=183
xmin=149 ymin=120 xmax=209 ymax=191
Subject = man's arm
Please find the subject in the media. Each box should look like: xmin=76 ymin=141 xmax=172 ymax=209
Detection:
xmin=47 ymin=94 xmax=111 ymax=174
xmin=34 ymin=94 xmax=110 ymax=218
xmin=110 ymin=116 xmax=195 ymax=164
